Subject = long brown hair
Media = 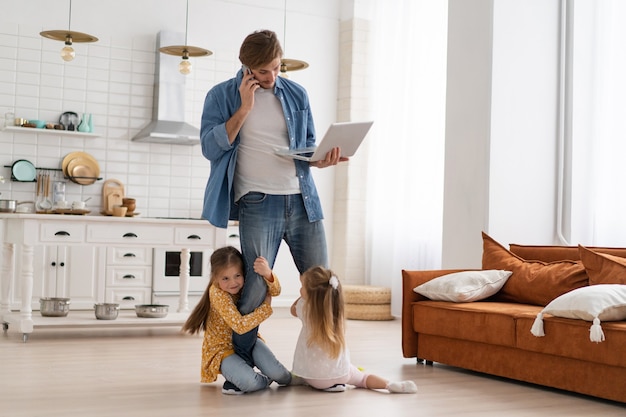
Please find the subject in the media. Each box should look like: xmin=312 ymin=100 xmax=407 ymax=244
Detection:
xmin=181 ymin=246 xmax=244 ymax=334
xmin=300 ymin=266 xmax=346 ymax=359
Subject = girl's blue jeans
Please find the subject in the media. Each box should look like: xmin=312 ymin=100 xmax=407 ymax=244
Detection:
xmin=220 ymin=339 xmax=291 ymax=392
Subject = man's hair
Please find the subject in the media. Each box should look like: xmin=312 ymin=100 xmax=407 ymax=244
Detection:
xmin=239 ymin=29 xmax=283 ymax=69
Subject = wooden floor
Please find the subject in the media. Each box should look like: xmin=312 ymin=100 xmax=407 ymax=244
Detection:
xmin=2 ymin=308 xmax=624 ymax=417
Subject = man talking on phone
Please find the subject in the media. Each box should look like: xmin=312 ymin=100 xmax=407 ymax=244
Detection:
xmin=199 ymin=29 xmax=343 ymax=393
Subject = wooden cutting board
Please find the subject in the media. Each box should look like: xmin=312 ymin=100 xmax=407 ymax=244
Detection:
xmin=101 ymin=179 xmax=125 ymax=215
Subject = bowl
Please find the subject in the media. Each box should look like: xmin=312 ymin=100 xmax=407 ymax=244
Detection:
xmin=29 ymin=119 xmax=46 ymax=129
xmin=135 ymin=304 xmax=169 ymax=318
xmin=40 ymin=297 xmax=71 ymax=317
xmin=94 ymin=303 xmax=120 ymax=320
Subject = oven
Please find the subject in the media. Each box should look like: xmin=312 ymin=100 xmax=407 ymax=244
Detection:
xmin=152 ymin=247 xmax=212 ymax=310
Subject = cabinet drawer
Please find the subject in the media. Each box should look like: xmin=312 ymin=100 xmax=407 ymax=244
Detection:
xmin=87 ymin=224 xmax=173 ymax=245
xmin=174 ymin=226 xmax=216 ymax=247
xmin=105 ymin=288 xmax=152 ymax=309
xmin=106 ymin=266 xmax=152 ymax=287
xmin=38 ymin=222 xmax=86 ymax=243
xmin=107 ymin=247 xmax=152 ymax=265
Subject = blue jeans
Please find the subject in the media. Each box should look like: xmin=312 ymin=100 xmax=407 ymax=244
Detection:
xmin=220 ymin=339 xmax=291 ymax=393
xmin=234 ymin=192 xmax=328 ymax=364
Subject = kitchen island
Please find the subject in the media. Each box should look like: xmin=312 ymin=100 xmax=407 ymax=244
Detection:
xmin=0 ymin=213 xmax=226 ymax=341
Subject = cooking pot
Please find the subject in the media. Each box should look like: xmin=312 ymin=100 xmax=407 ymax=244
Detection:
xmin=94 ymin=303 xmax=120 ymax=320
xmin=0 ymin=199 xmax=16 ymax=213
xmin=135 ymin=304 xmax=169 ymax=318
xmin=40 ymin=297 xmax=71 ymax=317
xmin=0 ymin=200 xmax=36 ymax=213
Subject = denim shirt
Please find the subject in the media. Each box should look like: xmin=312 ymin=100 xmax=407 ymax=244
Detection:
xmin=200 ymin=69 xmax=323 ymax=228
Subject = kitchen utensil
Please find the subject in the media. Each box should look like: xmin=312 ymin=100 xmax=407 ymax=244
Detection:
xmin=122 ymin=198 xmax=136 ymax=214
xmin=0 ymin=199 xmax=17 ymax=213
xmin=0 ymin=200 xmax=36 ymax=213
xmin=61 ymin=151 xmax=100 ymax=185
xmin=72 ymin=200 xmax=85 ymax=210
xmin=35 ymin=172 xmax=44 ymax=211
xmin=134 ymin=304 xmax=169 ymax=318
xmin=16 ymin=201 xmax=35 ymax=213
xmin=40 ymin=172 xmax=53 ymax=210
xmin=101 ymin=179 xmax=125 ymax=215
xmin=94 ymin=303 xmax=120 ymax=320
xmin=112 ymin=205 xmax=127 ymax=217
xmin=11 ymin=159 xmax=36 ymax=182
xmin=39 ymin=297 xmax=71 ymax=317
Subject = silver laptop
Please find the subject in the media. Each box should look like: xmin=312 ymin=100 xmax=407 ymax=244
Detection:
xmin=275 ymin=121 xmax=374 ymax=162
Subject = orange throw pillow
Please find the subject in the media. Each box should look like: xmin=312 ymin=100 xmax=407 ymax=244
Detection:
xmin=579 ymin=245 xmax=626 ymax=285
xmin=481 ymin=232 xmax=588 ymax=306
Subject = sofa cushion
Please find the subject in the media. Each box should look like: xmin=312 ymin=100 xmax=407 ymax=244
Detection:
xmin=530 ymin=284 xmax=626 ymax=343
xmin=579 ymin=245 xmax=626 ymax=285
xmin=481 ymin=232 xmax=588 ymax=306
xmin=413 ymin=270 xmax=512 ymax=302
xmin=412 ymin=300 xmax=541 ymax=347
xmin=509 ymin=244 xmax=626 ymax=263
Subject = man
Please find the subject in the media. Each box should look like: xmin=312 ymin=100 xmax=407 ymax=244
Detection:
xmin=200 ymin=30 xmax=343 ymax=375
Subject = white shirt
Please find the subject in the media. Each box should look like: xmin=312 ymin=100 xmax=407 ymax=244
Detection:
xmin=292 ymin=298 xmax=351 ymax=379
xmin=234 ymin=87 xmax=301 ymax=202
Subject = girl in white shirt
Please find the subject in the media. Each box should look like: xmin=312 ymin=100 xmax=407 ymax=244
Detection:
xmin=290 ymin=266 xmax=418 ymax=393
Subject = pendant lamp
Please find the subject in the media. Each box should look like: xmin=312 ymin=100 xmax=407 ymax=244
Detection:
xmin=40 ymin=0 xmax=98 ymax=62
xmin=280 ymin=0 xmax=308 ymax=77
xmin=159 ymin=0 xmax=212 ymax=75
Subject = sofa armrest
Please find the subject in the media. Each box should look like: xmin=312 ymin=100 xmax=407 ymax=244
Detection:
xmin=401 ymin=269 xmax=472 ymax=358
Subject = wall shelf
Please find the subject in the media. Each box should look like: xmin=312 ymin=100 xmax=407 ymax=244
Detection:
xmin=1 ymin=126 xmax=100 ymax=138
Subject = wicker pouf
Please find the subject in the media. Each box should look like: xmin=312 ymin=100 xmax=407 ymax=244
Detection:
xmin=343 ymin=285 xmax=393 ymax=321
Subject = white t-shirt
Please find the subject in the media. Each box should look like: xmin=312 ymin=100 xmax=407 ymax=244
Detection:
xmin=234 ymin=87 xmax=301 ymax=202
xmin=292 ymin=298 xmax=351 ymax=379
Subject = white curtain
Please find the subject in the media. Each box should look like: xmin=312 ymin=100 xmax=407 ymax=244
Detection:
xmin=569 ymin=0 xmax=626 ymax=246
xmin=365 ymin=0 xmax=448 ymax=313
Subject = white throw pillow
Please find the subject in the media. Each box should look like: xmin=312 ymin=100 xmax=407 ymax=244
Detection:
xmin=530 ymin=284 xmax=626 ymax=343
xmin=413 ymin=270 xmax=512 ymax=302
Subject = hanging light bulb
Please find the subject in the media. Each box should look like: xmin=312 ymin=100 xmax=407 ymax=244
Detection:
xmin=60 ymin=36 xmax=75 ymax=62
xmin=40 ymin=0 xmax=98 ymax=61
xmin=280 ymin=0 xmax=308 ymax=77
xmin=159 ymin=0 xmax=211 ymax=75
xmin=179 ymin=51 xmax=192 ymax=75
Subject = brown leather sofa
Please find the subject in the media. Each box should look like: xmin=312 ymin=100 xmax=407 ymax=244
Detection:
xmin=401 ymin=233 xmax=626 ymax=403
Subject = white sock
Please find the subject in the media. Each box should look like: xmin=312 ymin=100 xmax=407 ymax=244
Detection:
xmin=386 ymin=380 xmax=418 ymax=394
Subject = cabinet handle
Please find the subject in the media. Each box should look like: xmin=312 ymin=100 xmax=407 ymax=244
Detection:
xmin=123 ymin=253 xmax=137 ymax=258
xmin=122 ymin=274 xmax=136 ymax=279
xmin=51 ymin=261 xmax=65 ymax=266
xmin=122 ymin=232 xmax=138 ymax=238
xmin=122 ymin=296 xmax=135 ymax=300
xmin=54 ymin=231 xmax=70 ymax=236
xmin=51 ymin=261 xmax=56 ymax=267
xmin=187 ymin=234 xmax=201 ymax=240
xmin=59 ymin=262 xmax=65 ymax=267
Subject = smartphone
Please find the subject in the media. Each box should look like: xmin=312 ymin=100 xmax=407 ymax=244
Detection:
xmin=242 ymin=65 xmax=252 ymax=75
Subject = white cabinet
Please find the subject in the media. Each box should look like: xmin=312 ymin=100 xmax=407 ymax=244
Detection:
xmin=37 ymin=245 xmax=104 ymax=310
xmin=104 ymin=246 xmax=152 ymax=309
xmin=9 ymin=235 xmax=104 ymax=310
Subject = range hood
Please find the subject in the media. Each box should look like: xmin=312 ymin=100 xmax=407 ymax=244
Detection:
xmin=132 ymin=31 xmax=200 ymax=145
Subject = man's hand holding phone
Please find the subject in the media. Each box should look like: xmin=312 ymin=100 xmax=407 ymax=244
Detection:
xmin=239 ymin=65 xmax=259 ymax=110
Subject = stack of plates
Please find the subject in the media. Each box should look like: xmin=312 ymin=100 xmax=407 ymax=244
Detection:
xmin=61 ymin=152 xmax=100 ymax=185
